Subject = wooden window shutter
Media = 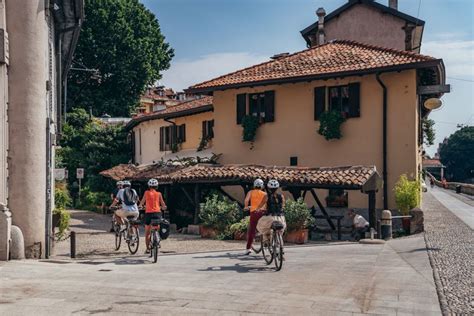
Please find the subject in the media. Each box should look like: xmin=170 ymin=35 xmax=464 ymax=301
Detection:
xmin=348 ymin=82 xmax=360 ymax=118
xmin=202 ymin=121 xmax=207 ymax=139
xmin=264 ymin=90 xmax=275 ymax=122
xmin=159 ymin=127 xmax=164 ymax=151
xmin=171 ymin=125 xmax=178 ymax=145
xmin=236 ymin=93 xmax=247 ymax=124
xmin=208 ymin=120 xmax=214 ymax=138
xmin=314 ymin=86 xmax=326 ymax=120
xmin=181 ymin=124 xmax=186 ymax=142
xmin=131 ymin=131 xmax=136 ymax=163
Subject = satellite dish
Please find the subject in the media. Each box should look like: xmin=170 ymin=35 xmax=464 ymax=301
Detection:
xmin=424 ymin=98 xmax=442 ymax=110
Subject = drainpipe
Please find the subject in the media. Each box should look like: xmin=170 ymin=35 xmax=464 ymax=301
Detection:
xmin=376 ymin=73 xmax=388 ymax=210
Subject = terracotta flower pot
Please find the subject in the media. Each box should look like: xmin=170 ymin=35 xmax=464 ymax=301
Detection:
xmin=233 ymin=231 xmax=247 ymax=240
xmin=200 ymin=225 xmax=217 ymax=239
xmin=284 ymin=229 xmax=308 ymax=244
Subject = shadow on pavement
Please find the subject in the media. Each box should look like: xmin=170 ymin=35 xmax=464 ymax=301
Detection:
xmin=198 ymin=263 xmax=275 ymax=273
xmin=192 ymin=252 xmax=261 ymax=261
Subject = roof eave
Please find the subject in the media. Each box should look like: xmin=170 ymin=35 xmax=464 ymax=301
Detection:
xmin=125 ymin=104 xmax=213 ymax=131
xmin=187 ymin=60 xmax=443 ymax=94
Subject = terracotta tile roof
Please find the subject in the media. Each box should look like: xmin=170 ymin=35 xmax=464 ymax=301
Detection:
xmin=127 ymin=96 xmax=213 ymax=130
xmin=99 ymin=164 xmax=183 ymax=182
xmin=156 ymin=164 xmax=382 ymax=191
xmin=188 ymin=40 xmax=440 ymax=93
xmin=422 ymin=159 xmax=444 ymax=167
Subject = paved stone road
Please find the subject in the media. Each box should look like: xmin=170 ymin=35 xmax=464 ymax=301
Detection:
xmin=1 ymin=236 xmax=441 ymax=315
xmin=422 ymin=188 xmax=473 ymax=315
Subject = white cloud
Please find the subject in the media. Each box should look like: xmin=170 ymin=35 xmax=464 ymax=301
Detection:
xmin=159 ymin=52 xmax=270 ymax=91
xmin=422 ymin=39 xmax=474 ymax=78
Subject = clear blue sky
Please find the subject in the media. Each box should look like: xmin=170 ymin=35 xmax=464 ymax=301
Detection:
xmin=141 ymin=0 xmax=474 ymax=156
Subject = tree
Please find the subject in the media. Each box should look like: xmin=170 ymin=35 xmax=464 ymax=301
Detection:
xmin=439 ymin=126 xmax=474 ymax=182
xmin=57 ymin=108 xmax=130 ymax=193
xmin=67 ymin=0 xmax=174 ymax=117
xmin=422 ymin=118 xmax=435 ymax=146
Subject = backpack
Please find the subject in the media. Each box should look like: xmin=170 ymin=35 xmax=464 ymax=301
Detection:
xmin=123 ymin=188 xmax=138 ymax=206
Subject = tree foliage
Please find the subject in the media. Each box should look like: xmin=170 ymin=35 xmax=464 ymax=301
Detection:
xmin=422 ymin=118 xmax=435 ymax=146
xmin=439 ymin=126 xmax=474 ymax=182
xmin=57 ymin=108 xmax=130 ymax=193
xmin=68 ymin=0 xmax=174 ymax=117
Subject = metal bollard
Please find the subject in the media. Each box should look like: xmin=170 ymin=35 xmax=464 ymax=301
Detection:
xmin=70 ymin=231 xmax=76 ymax=259
xmin=381 ymin=210 xmax=392 ymax=240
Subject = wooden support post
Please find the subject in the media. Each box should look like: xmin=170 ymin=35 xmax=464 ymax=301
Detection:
xmin=302 ymin=190 xmax=308 ymax=200
xmin=368 ymin=191 xmax=377 ymax=230
xmin=180 ymin=186 xmax=195 ymax=207
xmin=193 ymin=185 xmax=201 ymax=224
xmin=310 ymin=189 xmax=335 ymax=230
xmin=218 ymin=187 xmax=243 ymax=208
xmin=288 ymin=188 xmax=301 ymax=201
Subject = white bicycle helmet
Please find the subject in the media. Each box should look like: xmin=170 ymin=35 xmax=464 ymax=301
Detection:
xmin=122 ymin=180 xmax=131 ymax=187
xmin=253 ymin=178 xmax=264 ymax=188
xmin=267 ymin=179 xmax=280 ymax=189
xmin=148 ymin=178 xmax=159 ymax=187
xmin=116 ymin=180 xmax=123 ymax=186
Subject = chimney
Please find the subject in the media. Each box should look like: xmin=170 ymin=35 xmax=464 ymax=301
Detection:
xmin=316 ymin=7 xmax=326 ymax=45
xmin=388 ymin=0 xmax=398 ymax=10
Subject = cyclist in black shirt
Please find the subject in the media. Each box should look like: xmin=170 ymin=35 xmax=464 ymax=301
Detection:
xmin=256 ymin=179 xmax=287 ymax=244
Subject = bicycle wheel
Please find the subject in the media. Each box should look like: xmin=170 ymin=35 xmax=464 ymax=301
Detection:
xmin=152 ymin=231 xmax=159 ymax=263
xmin=261 ymin=235 xmax=273 ymax=265
xmin=127 ymin=225 xmax=139 ymax=254
xmin=273 ymin=231 xmax=284 ymax=271
xmin=115 ymin=230 xmax=122 ymax=250
xmin=251 ymin=234 xmax=262 ymax=254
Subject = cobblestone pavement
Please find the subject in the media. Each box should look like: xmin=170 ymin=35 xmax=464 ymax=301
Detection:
xmin=422 ymin=189 xmax=473 ymax=315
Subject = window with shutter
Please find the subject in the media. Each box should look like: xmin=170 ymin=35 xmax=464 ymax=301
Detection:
xmin=179 ymin=124 xmax=186 ymax=143
xmin=236 ymin=93 xmax=247 ymax=124
xmin=159 ymin=127 xmax=165 ymax=151
xmin=207 ymin=120 xmax=214 ymax=139
xmin=264 ymin=91 xmax=275 ymax=122
xmin=202 ymin=121 xmax=208 ymax=139
xmin=325 ymin=83 xmax=361 ymax=118
xmin=314 ymin=86 xmax=326 ymax=120
xmin=348 ymin=83 xmax=360 ymax=118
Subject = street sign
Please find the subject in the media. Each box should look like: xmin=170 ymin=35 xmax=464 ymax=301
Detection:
xmin=76 ymin=168 xmax=84 ymax=179
xmin=54 ymin=168 xmax=66 ymax=181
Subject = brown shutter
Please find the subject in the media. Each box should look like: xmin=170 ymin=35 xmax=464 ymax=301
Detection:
xmin=208 ymin=120 xmax=214 ymax=138
xmin=181 ymin=124 xmax=186 ymax=142
xmin=202 ymin=121 xmax=207 ymax=139
xmin=131 ymin=131 xmax=136 ymax=163
xmin=171 ymin=125 xmax=178 ymax=145
xmin=314 ymin=86 xmax=326 ymax=120
xmin=348 ymin=82 xmax=360 ymax=118
xmin=264 ymin=90 xmax=275 ymax=122
xmin=159 ymin=127 xmax=164 ymax=151
xmin=236 ymin=93 xmax=247 ymax=124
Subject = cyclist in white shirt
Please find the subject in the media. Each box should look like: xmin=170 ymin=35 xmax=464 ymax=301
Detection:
xmin=110 ymin=180 xmax=139 ymax=225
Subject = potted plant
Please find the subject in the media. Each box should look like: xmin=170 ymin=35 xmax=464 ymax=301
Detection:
xmin=317 ymin=110 xmax=346 ymax=141
xmin=394 ymin=174 xmax=421 ymax=234
xmin=199 ymin=194 xmax=240 ymax=239
xmin=283 ymin=198 xmax=315 ymax=244
xmin=229 ymin=217 xmax=249 ymax=240
xmin=241 ymin=115 xmax=260 ymax=149
xmin=53 ymin=208 xmax=71 ymax=240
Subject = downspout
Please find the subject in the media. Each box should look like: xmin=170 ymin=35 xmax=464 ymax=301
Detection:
xmin=376 ymin=73 xmax=388 ymax=210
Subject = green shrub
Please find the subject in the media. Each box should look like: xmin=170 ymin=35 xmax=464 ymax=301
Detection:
xmin=394 ymin=174 xmax=421 ymax=215
xmin=199 ymin=194 xmax=240 ymax=237
xmin=284 ymin=198 xmax=315 ymax=231
xmin=53 ymin=208 xmax=70 ymax=239
xmin=55 ymin=186 xmax=72 ymax=209
xmin=229 ymin=217 xmax=250 ymax=234
xmin=83 ymin=190 xmax=111 ymax=212
xmin=241 ymin=115 xmax=260 ymax=142
xmin=318 ymin=110 xmax=346 ymax=140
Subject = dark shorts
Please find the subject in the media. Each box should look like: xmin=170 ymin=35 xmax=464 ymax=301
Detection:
xmin=145 ymin=212 xmax=162 ymax=226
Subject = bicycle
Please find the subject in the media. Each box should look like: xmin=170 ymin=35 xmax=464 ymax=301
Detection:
xmin=149 ymin=217 xmax=169 ymax=263
xmin=112 ymin=208 xmax=140 ymax=255
xmin=260 ymin=219 xmax=285 ymax=271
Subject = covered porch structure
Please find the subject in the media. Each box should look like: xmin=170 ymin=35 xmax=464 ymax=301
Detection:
xmin=153 ymin=164 xmax=382 ymax=232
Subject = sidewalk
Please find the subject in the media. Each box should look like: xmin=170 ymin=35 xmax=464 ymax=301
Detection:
xmin=1 ymin=236 xmax=441 ymax=315
xmin=429 ymin=187 xmax=473 ymax=228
